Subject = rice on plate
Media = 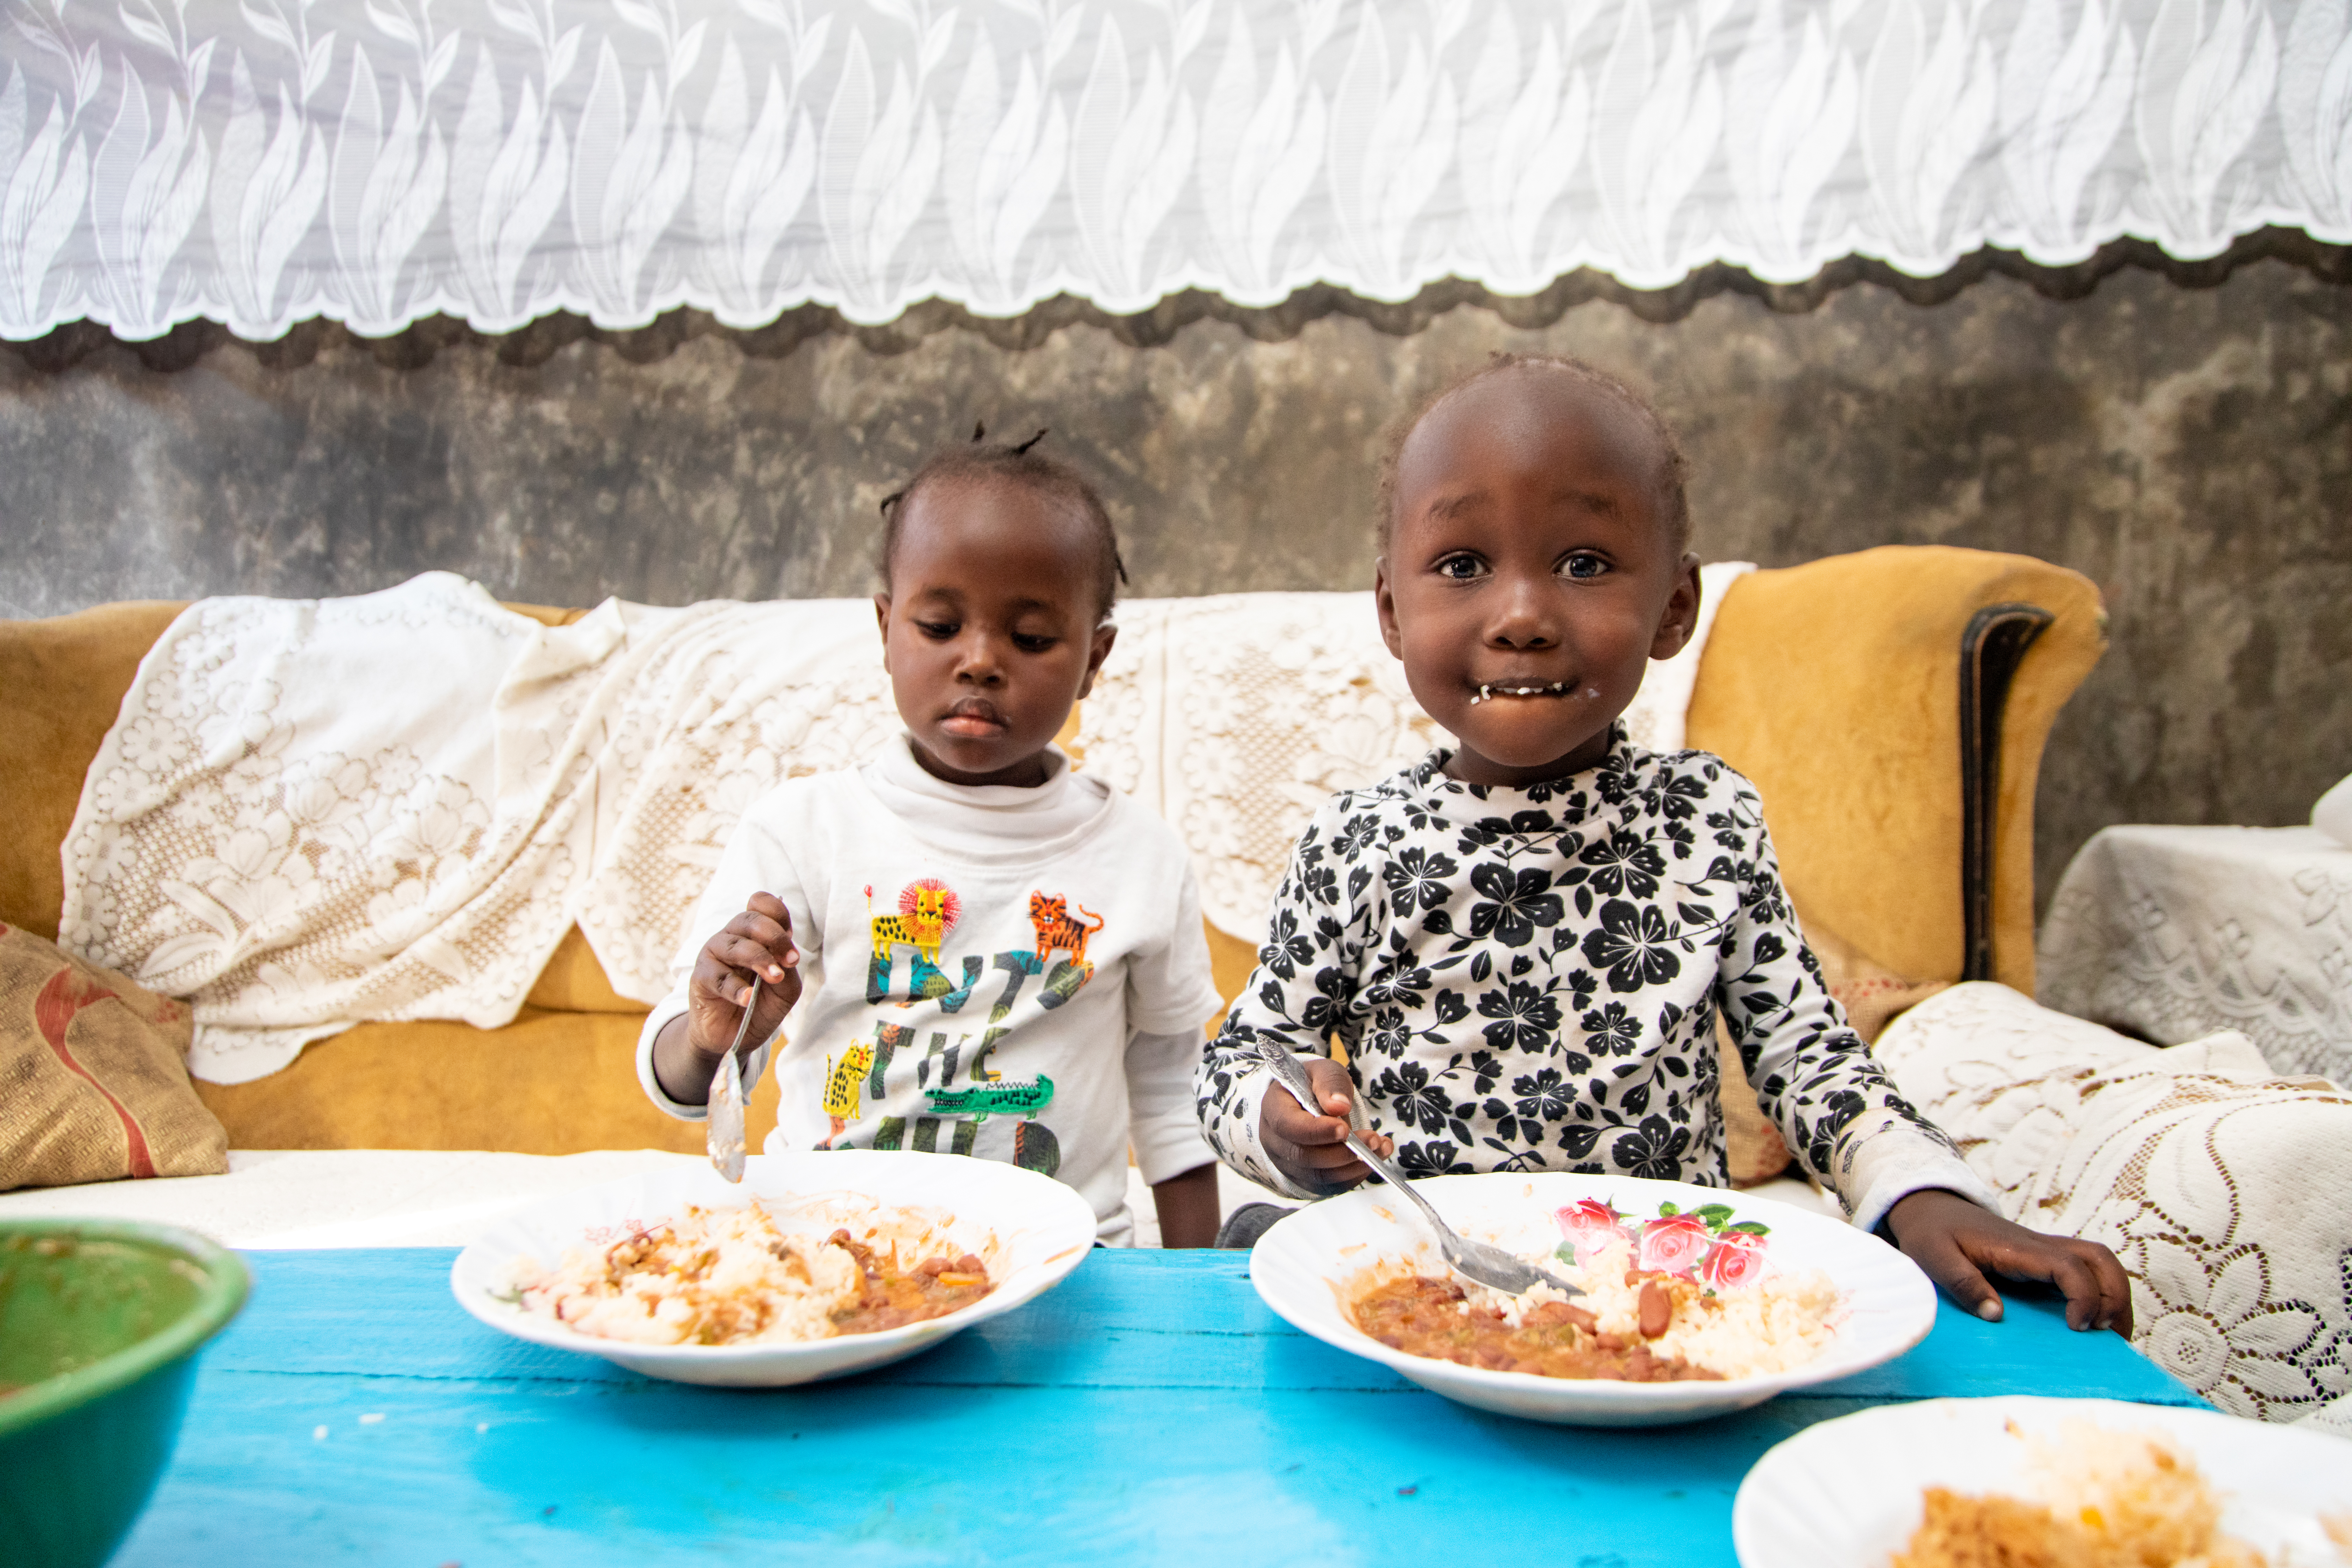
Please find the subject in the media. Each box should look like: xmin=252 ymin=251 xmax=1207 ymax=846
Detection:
xmin=452 ymin=1152 xmax=1097 ymax=1387
xmin=1251 ymin=1172 xmax=1935 ymax=1426
xmin=507 ymin=1199 xmax=997 ymax=1348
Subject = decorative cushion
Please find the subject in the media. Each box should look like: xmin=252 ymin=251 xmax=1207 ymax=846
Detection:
xmin=1806 ymin=920 xmax=1954 ymax=1049
xmin=0 ymin=922 xmax=227 ymax=1191
xmin=1877 ymin=982 xmax=2352 ymax=1423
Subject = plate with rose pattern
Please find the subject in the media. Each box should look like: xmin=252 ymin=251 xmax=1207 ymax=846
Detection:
xmin=1250 ymin=1172 xmax=1935 ymax=1426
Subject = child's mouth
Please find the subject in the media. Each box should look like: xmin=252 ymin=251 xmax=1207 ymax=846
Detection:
xmin=1468 ymin=682 xmax=1590 ymax=706
xmin=940 ymin=700 xmax=1010 ymax=737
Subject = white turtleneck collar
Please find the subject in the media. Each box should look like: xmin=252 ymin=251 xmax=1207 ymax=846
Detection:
xmin=859 ymin=732 xmax=1112 ymax=863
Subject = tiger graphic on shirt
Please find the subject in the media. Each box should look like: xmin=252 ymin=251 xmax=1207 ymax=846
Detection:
xmin=1028 ymin=892 xmax=1104 ymax=966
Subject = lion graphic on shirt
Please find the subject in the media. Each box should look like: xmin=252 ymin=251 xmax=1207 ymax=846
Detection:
xmin=868 ymin=878 xmax=959 ymax=964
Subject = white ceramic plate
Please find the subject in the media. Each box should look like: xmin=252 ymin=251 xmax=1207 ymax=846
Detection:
xmin=450 ymin=1151 xmax=1097 ymax=1387
xmin=1249 ymin=1172 xmax=1934 ymax=1426
xmin=1734 ymin=1396 xmax=2352 ymax=1567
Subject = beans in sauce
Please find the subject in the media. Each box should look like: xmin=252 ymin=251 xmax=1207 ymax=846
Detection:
xmin=825 ymin=1230 xmax=995 ymax=1334
xmin=1351 ymin=1274 xmax=1723 ymax=1381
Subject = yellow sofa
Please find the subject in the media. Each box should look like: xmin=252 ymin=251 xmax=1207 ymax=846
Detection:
xmin=0 ymin=546 xmax=2105 ymax=1155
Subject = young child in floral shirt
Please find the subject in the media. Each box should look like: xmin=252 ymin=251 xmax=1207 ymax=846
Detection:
xmin=1196 ymin=355 xmax=2132 ymax=1332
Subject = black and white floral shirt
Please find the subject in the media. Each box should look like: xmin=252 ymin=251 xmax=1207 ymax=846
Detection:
xmin=1194 ymin=724 xmax=1994 ymax=1232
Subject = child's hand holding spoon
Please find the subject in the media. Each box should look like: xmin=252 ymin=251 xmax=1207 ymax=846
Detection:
xmin=648 ymin=893 xmax=802 ymax=1174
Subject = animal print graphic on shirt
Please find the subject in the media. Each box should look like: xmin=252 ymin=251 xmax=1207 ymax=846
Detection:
xmin=1194 ymin=725 xmax=1960 ymax=1200
xmin=870 ymin=878 xmax=959 ymax=963
xmin=1029 ymin=892 xmax=1105 ymax=966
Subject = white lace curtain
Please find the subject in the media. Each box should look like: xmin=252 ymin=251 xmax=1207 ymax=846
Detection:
xmin=4 ymin=0 xmax=2347 ymax=342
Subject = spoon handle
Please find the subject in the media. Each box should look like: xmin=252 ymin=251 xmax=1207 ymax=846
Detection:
xmin=707 ymin=976 xmax=760 ymax=1184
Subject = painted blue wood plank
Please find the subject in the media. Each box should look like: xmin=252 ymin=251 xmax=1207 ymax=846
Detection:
xmin=120 ymin=1370 xmax=1822 ymax=1567
xmin=212 ymin=1249 xmax=2192 ymax=1401
xmin=1816 ymin=1290 xmax=2202 ymax=1406
xmin=115 ymin=1248 xmax=2199 ymax=1567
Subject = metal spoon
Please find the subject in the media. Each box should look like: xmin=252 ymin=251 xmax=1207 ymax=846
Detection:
xmin=707 ymin=976 xmax=757 ymax=1184
xmin=1259 ymin=1044 xmax=1580 ymax=1298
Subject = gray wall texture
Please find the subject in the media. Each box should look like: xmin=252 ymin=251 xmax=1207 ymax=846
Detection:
xmin=4 ymin=257 xmax=2348 ymax=923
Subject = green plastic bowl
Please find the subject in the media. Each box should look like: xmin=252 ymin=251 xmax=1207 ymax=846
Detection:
xmin=0 ymin=1219 xmax=250 ymax=1568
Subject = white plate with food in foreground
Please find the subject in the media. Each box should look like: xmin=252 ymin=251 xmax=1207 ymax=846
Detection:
xmin=451 ymin=1151 xmax=1097 ymax=1387
xmin=1250 ymin=1172 xmax=1934 ymax=1426
xmin=1733 ymin=1396 xmax=2352 ymax=1568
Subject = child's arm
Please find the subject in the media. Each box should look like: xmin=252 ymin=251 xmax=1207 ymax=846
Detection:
xmin=1125 ymin=1027 xmax=1223 ymax=1247
xmin=1713 ymin=776 xmax=2129 ymax=1332
xmin=1150 ymin=1164 xmax=1219 ymax=1248
xmin=648 ymin=892 xmax=803 ymax=1106
xmin=1194 ymin=799 xmax=1390 ymax=1197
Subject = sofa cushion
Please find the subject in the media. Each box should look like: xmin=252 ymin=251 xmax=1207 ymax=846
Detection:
xmin=524 ymin=925 xmax=654 ymax=1014
xmin=1877 ymin=982 xmax=2352 ymax=1423
xmin=0 ymin=922 xmax=229 ymax=1190
xmin=190 ymin=1008 xmax=778 ymax=1156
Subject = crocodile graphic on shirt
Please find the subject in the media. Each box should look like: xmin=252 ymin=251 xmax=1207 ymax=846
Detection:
xmin=923 ymin=1074 xmax=1054 ymax=1122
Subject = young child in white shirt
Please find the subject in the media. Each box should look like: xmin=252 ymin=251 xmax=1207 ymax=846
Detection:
xmin=640 ymin=432 xmax=1225 ymax=1247
xmin=1198 ymin=355 xmax=2133 ymax=1333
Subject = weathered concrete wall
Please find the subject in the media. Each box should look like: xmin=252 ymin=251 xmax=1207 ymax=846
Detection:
xmin=4 ymin=260 xmax=2347 ymax=918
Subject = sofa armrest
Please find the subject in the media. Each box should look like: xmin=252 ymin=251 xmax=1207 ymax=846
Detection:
xmin=0 ymin=600 xmax=190 ymax=941
xmin=1685 ymin=545 xmax=2104 ymax=993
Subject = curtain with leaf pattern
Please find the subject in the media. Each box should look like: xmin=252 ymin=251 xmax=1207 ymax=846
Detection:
xmin=2 ymin=0 xmax=2346 ymax=342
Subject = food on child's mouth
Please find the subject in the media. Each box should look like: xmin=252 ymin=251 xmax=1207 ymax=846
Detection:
xmin=1891 ymin=1420 xmax=2267 ymax=1568
xmin=1346 ymin=1198 xmax=1843 ymax=1381
xmin=508 ymin=1203 xmax=994 ymax=1345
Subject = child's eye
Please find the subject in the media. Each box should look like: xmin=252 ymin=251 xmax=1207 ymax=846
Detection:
xmin=1559 ymin=553 xmax=1609 ymax=581
xmin=1434 ymin=554 xmax=1487 ymax=581
xmin=916 ymin=620 xmax=959 ymax=639
xmin=1012 ymin=634 xmax=1056 ymax=653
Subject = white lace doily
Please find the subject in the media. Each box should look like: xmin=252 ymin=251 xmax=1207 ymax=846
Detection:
xmin=60 ymin=578 xmax=901 ymax=1081
xmin=1879 ymin=982 xmax=2352 ymax=1423
xmin=2038 ymin=824 xmax=2352 ymax=1082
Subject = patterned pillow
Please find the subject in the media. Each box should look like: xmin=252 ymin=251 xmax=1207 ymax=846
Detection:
xmin=0 ymin=923 xmax=228 ymax=1191
xmin=1877 ymin=982 xmax=2351 ymax=1423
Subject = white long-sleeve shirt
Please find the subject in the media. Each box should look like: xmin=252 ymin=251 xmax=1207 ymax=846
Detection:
xmin=638 ymin=737 xmax=1224 ymax=1245
xmin=1195 ymin=726 xmax=1998 ymax=1234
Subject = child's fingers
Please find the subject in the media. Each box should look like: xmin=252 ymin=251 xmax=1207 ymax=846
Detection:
xmin=1262 ymin=1091 xmax=1351 ymax=1150
xmin=1301 ymin=1057 xmax=1361 ymax=1120
xmin=1961 ymin=1230 xmax=2132 ymax=1335
xmin=1913 ymin=1232 xmax=2007 ymax=1323
xmin=2087 ymin=1242 xmax=2135 ymax=1337
xmin=1995 ymin=1237 xmax=2125 ymax=1335
xmin=706 ymin=933 xmax=788 ymax=1001
xmin=718 ymin=910 xmax=796 ymax=979
xmin=744 ymin=892 xmax=796 ymax=948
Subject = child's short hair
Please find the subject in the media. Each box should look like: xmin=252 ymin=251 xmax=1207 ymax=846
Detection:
xmin=878 ymin=427 xmax=1128 ymax=618
xmin=1375 ymin=353 xmax=1693 ymax=556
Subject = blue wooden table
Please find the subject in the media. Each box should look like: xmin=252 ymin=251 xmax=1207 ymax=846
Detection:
xmin=117 ymin=1250 xmax=2197 ymax=1566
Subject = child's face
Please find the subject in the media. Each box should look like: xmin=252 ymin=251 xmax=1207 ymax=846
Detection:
xmin=875 ymin=476 xmax=1116 ymax=788
xmin=1376 ymin=373 xmax=1702 ymax=788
